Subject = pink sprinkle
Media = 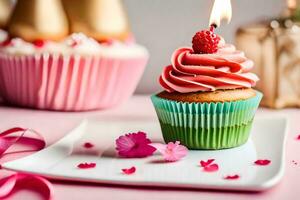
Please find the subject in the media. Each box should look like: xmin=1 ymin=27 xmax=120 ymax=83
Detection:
xmin=122 ymin=166 xmax=136 ymax=175
xmin=254 ymin=159 xmax=271 ymax=166
xmin=77 ymin=162 xmax=96 ymax=169
xmin=292 ymin=160 xmax=298 ymax=165
xmin=83 ymin=142 xmax=94 ymax=149
xmin=203 ymin=164 xmax=219 ymax=172
xmin=224 ymin=175 xmax=240 ymax=180
xmin=200 ymin=159 xmax=215 ymax=168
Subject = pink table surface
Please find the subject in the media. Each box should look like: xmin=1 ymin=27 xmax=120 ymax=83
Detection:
xmin=0 ymin=95 xmax=299 ymax=200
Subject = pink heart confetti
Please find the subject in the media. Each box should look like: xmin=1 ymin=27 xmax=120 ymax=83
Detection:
xmin=254 ymin=159 xmax=271 ymax=166
xmin=122 ymin=166 xmax=136 ymax=175
xmin=83 ymin=142 xmax=94 ymax=149
xmin=77 ymin=162 xmax=96 ymax=169
xmin=224 ymin=175 xmax=240 ymax=180
xmin=200 ymin=159 xmax=215 ymax=168
xmin=203 ymin=164 xmax=219 ymax=172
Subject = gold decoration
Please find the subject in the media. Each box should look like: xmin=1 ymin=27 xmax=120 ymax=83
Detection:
xmin=7 ymin=0 xmax=69 ymax=42
xmin=62 ymin=0 xmax=130 ymax=41
xmin=236 ymin=21 xmax=300 ymax=108
xmin=0 ymin=0 xmax=13 ymax=28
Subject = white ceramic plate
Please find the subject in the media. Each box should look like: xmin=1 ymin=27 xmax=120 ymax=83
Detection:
xmin=3 ymin=116 xmax=288 ymax=191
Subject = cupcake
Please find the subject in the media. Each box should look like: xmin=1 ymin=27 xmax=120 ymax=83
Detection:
xmin=151 ymin=27 xmax=262 ymax=150
xmin=0 ymin=0 xmax=148 ymax=111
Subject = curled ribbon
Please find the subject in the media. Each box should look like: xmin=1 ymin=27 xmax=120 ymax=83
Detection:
xmin=0 ymin=127 xmax=52 ymax=199
xmin=0 ymin=173 xmax=53 ymax=199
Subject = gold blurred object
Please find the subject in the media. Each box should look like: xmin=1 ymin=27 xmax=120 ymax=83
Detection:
xmin=236 ymin=20 xmax=300 ymax=108
xmin=62 ymin=0 xmax=130 ymax=41
xmin=0 ymin=0 xmax=13 ymax=28
xmin=284 ymin=0 xmax=300 ymax=16
xmin=7 ymin=0 xmax=69 ymax=42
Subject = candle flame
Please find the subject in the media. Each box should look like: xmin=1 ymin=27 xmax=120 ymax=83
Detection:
xmin=287 ymin=0 xmax=297 ymax=9
xmin=209 ymin=0 xmax=232 ymax=27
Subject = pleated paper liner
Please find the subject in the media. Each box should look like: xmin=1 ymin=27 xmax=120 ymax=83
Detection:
xmin=0 ymin=53 xmax=148 ymax=111
xmin=151 ymin=91 xmax=263 ymax=149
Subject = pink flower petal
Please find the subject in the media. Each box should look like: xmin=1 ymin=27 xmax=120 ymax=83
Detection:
xmin=296 ymin=135 xmax=300 ymax=140
xmin=224 ymin=175 xmax=240 ymax=180
xmin=200 ymin=159 xmax=215 ymax=167
xmin=150 ymin=143 xmax=167 ymax=153
xmin=254 ymin=159 xmax=271 ymax=166
xmin=151 ymin=141 xmax=188 ymax=162
xmin=83 ymin=142 xmax=94 ymax=149
xmin=116 ymin=132 xmax=156 ymax=158
xmin=122 ymin=166 xmax=136 ymax=175
xmin=77 ymin=162 xmax=96 ymax=169
xmin=203 ymin=164 xmax=219 ymax=172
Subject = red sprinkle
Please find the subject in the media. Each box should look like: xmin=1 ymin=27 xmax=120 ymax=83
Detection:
xmin=122 ymin=166 xmax=136 ymax=175
xmin=1 ymin=38 xmax=12 ymax=47
xmin=98 ymin=39 xmax=114 ymax=45
xmin=77 ymin=162 xmax=96 ymax=169
xmin=200 ymin=159 xmax=215 ymax=168
xmin=224 ymin=175 xmax=240 ymax=180
xmin=254 ymin=159 xmax=271 ymax=166
xmin=203 ymin=164 xmax=219 ymax=172
xmin=33 ymin=39 xmax=46 ymax=48
xmin=83 ymin=142 xmax=94 ymax=149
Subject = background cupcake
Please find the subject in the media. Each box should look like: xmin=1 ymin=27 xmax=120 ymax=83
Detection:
xmin=151 ymin=26 xmax=262 ymax=150
xmin=0 ymin=0 xmax=148 ymax=111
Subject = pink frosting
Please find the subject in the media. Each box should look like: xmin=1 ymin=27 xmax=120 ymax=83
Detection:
xmin=159 ymin=41 xmax=259 ymax=93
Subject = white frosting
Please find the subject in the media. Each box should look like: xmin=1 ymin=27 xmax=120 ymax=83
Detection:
xmin=0 ymin=32 xmax=148 ymax=58
xmin=0 ymin=29 xmax=8 ymax=43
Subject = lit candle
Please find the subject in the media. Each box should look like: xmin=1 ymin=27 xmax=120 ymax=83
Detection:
xmin=209 ymin=0 xmax=232 ymax=28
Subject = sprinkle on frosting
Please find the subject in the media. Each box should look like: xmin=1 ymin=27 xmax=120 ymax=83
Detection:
xmin=159 ymin=37 xmax=259 ymax=93
xmin=0 ymin=31 xmax=148 ymax=58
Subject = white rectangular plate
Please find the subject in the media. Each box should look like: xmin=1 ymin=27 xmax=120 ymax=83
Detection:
xmin=3 ymin=116 xmax=288 ymax=191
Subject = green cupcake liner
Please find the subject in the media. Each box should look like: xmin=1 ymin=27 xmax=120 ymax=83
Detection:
xmin=151 ymin=91 xmax=262 ymax=150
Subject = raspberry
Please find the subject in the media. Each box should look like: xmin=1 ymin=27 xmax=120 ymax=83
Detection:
xmin=192 ymin=29 xmax=220 ymax=54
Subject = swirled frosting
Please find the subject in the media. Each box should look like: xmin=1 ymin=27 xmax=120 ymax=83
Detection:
xmin=159 ymin=39 xmax=259 ymax=93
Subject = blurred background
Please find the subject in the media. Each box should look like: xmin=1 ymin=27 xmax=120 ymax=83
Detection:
xmin=124 ymin=0 xmax=285 ymax=94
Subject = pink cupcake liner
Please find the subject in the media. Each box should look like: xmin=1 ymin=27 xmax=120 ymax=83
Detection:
xmin=0 ymin=53 xmax=148 ymax=111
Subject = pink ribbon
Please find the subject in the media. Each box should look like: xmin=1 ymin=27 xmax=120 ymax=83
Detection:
xmin=0 ymin=127 xmax=53 ymax=199
xmin=0 ymin=173 xmax=53 ymax=199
